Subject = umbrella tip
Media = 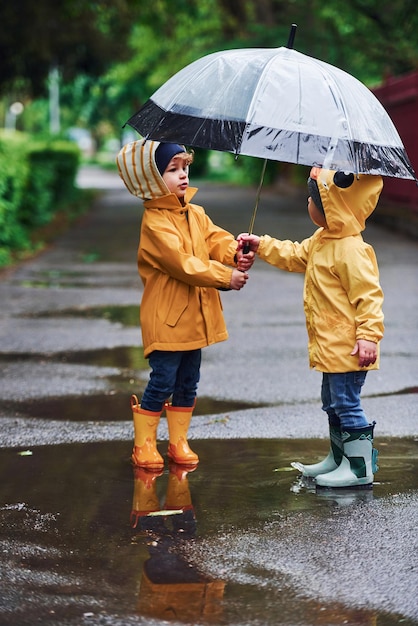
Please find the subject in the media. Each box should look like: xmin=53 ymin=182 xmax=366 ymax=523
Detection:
xmin=286 ymin=23 xmax=297 ymax=49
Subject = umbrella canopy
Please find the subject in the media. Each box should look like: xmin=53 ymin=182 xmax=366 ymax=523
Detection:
xmin=126 ymin=46 xmax=416 ymax=180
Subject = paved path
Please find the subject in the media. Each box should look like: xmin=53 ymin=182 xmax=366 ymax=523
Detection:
xmin=0 ymin=165 xmax=417 ymax=446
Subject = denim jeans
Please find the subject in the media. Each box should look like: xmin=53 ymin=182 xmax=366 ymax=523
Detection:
xmin=321 ymin=371 xmax=369 ymax=429
xmin=140 ymin=349 xmax=202 ymax=412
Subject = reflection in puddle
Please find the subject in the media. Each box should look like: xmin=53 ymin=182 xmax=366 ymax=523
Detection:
xmin=0 ymin=439 xmax=416 ymax=625
xmin=132 ymin=464 xmax=225 ymax=623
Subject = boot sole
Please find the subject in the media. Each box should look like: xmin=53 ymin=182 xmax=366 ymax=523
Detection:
xmin=131 ymin=456 xmax=164 ymax=470
xmin=167 ymin=452 xmax=199 ymax=467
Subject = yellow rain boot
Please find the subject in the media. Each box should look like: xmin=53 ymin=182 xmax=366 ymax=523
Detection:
xmin=130 ymin=467 xmax=162 ymax=529
xmin=131 ymin=394 xmax=164 ymax=470
xmin=165 ymin=403 xmax=199 ymax=466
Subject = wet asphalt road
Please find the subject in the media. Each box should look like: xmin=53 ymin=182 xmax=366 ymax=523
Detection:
xmin=0 ymin=165 xmax=417 ymax=625
xmin=1 ymin=165 xmax=417 ymax=444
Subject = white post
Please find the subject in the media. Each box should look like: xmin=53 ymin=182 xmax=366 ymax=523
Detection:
xmin=49 ymin=65 xmax=60 ymax=134
xmin=5 ymin=102 xmax=24 ymax=131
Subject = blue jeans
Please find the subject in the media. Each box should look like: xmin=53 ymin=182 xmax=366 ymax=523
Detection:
xmin=140 ymin=349 xmax=202 ymax=412
xmin=321 ymin=371 xmax=368 ymax=429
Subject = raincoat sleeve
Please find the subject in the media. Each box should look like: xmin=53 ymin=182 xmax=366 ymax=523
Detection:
xmin=336 ymin=242 xmax=384 ymax=342
xmin=202 ymin=214 xmax=239 ymax=266
xmin=257 ymin=234 xmax=311 ymax=272
xmin=139 ymin=207 xmax=236 ymax=289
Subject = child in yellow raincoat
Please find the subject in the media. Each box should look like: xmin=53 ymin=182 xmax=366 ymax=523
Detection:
xmin=238 ymin=168 xmax=384 ymax=489
xmin=117 ymin=140 xmax=253 ymax=470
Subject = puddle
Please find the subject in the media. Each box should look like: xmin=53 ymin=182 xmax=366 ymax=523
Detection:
xmin=0 ymin=438 xmax=417 ymax=626
xmin=21 ymin=305 xmax=141 ymax=327
xmin=0 ymin=346 xmax=148 ymax=370
xmin=1 ymin=346 xmax=416 ymax=406
xmin=18 ymin=269 xmax=93 ymax=289
xmin=16 ymin=270 xmax=137 ymax=289
xmin=1 ymin=393 xmax=263 ymax=422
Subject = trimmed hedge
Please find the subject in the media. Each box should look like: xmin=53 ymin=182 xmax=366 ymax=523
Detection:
xmin=0 ymin=132 xmax=80 ymax=267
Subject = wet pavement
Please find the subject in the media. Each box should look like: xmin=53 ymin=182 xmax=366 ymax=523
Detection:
xmin=0 ymin=165 xmax=417 ymax=625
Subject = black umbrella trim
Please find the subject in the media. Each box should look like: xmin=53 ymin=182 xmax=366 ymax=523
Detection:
xmin=243 ymin=126 xmax=417 ymax=179
xmin=125 ymin=100 xmax=417 ymax=180
xmin=126 ymin=99 xmax=246 ymax=154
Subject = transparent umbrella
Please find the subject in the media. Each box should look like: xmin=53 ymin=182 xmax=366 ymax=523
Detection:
xmin=125 ymin=30 xmax=416 ymax=181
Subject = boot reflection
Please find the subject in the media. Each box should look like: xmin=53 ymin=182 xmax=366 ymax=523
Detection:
xmin=164 ymin=462 xmax=196 ymax=533
xmin=130 ymin=467 xmax=164 ymax=532
xmin=131 ymin=463 xmax=225 ymax=622
xmin=291 ymin=475 xmax=374 ymax=506
xmin=315 ymin=487 xmax=374 ymax=507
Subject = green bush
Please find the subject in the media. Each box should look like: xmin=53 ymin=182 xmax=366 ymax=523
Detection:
xmin=0 ymin=133 xmax=29 ymax=262
xmin=0 ymin=132 xmax=80 ymax=266
xmin=19 ymin=140 xmax=80 ymax=228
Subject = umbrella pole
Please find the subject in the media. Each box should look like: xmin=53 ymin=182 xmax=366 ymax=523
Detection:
xmin=242 ymin=159 xmax=267 ymax=253
xmin=243 ymin=22 xmax=293 ymax=252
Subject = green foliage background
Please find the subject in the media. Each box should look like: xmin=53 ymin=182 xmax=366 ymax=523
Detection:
xmin=0 ymin=0 xmax=418 ymax=264
xmin=2 ymin=0 xmax=418 ymax=142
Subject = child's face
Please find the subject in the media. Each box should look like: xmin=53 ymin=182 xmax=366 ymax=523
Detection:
xmin=307 ymin=196 xmax=327 ymax=228
xmin=162 ymin=156 xmax=189 ymax=199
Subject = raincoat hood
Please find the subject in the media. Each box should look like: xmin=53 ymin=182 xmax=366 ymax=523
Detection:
xmin=312 ymin=168 xmax=383 ymax=238
xmin=116 ymin=139 xmax=196 ymax=205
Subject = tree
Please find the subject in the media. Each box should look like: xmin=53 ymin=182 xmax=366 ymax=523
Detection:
xmin=79 ymin=0 xmax=228 ymax=136
xmin=310 ymin=0 xmax=418 ymax=84
xmin=0 ymin=0 xmax=140 ymax=97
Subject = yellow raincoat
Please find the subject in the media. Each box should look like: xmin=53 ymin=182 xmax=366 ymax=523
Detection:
xmin=258 ymin=169 xmax=384 ymax=373
xmin=117 ymin=140 xmax=238 ymax=357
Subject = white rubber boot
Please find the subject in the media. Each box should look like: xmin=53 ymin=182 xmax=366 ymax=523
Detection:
xmin=316 ymin=422 xmax=378 ymax=489
xmin=291 ymin=425 xmax=343 ymax=477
